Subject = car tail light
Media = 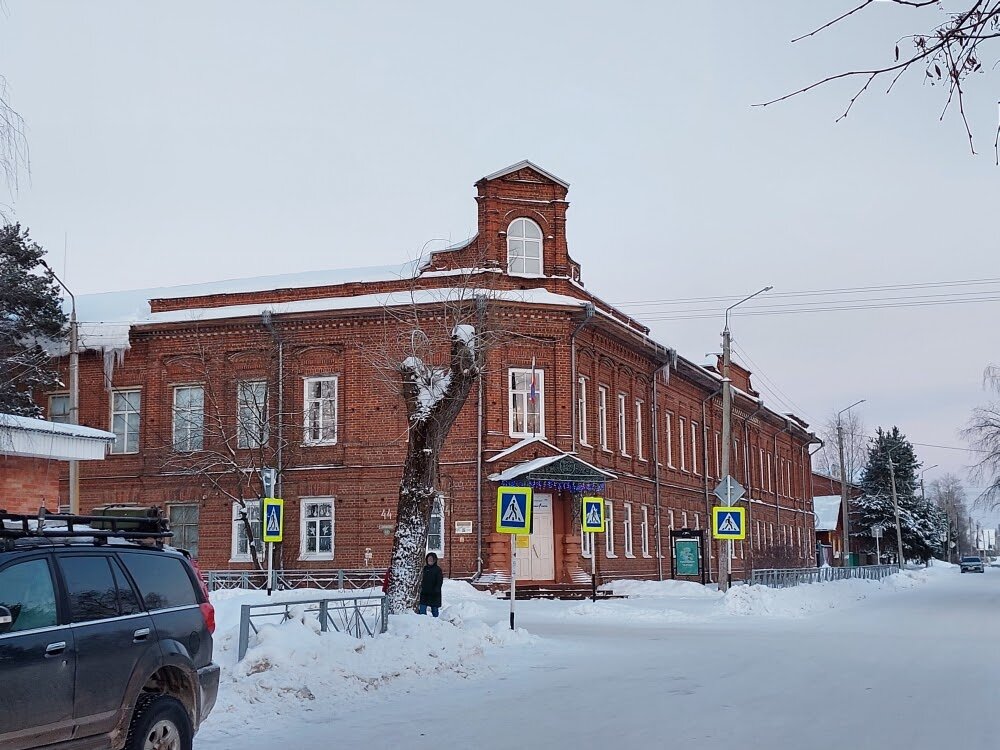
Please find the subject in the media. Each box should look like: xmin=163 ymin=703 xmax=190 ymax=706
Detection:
xmin=189 ymin=558 xmax=216 ymax=635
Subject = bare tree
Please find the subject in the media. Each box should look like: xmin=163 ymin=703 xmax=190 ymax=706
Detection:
xmin=0 ymin=74 xmax=28 ymax=216
xmin=817 ymin=410 xmax=869 ymax=484
xmin=755 ymin=541 xmax=804 ymax=569
xmin=364 ymin=262 xmax=504 ymax=615
xmin=927 ymin=472 xmax=973 ymax=559
xmin=759 ymin=2 xmax=1000 ymax=161
xmin=158 ymin=334 xmax=297 ymax=571
xmin=964 ymin=365 xmax=1000 ymax=510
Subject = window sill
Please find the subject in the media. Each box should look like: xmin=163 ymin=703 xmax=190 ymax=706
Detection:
xmin=510 ymin=433 xmax=546 ymax=440
xmin=582 ymin=552 xmax=593 ymax=559
xmin=624 ymin=553 xmax=636 ymax=559
xmin=642 ymin=554 xmax=654 ymax=559
xmin=579 ymin=441 xmax=592 ymax=448
xmin=299 ymin=555 xmax=334 ymax=562
xmin=605 ymin=553 xmax=618 ymax=559
xmin=229 ymin=558 xmax=253 ymax=564
xmin=638 ymin=458 xmax=648 ymax=463
xmin=303 ymin=440 xmax=338 ymax=447
xmin=109 ymin=451 xmax=140 ymax=457
xmin=601 ymin=447 xmax=613 ymax=454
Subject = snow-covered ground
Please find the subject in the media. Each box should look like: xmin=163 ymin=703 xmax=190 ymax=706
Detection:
xmin=198 ymin=563 xmax=999 ymax=750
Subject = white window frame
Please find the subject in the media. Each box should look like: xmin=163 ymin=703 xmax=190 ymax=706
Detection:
xmin=237 ymin=380 xmax=269 ymax=449
xmin=640 ymin=506 xmax=651 ymax=557
xmin=668 ymin=509 xmax=675 ymax=530
xmin=168 ymin=503 xmax=200 ymax=558
xmin=623 ymin=503 xmax=634 ymax=557
xmin=110 ymin=388 xmax=141 ymax=454
xmin=665 ymin=411 xmax=674 ymax=467
xmin=597 ymin=385 xmax=609 ymax=450
xmin=508 ymin=368 xmax=545 ymax=438
xmin=506 ymin=217 xmax=543 ymax=276
xmin=48 ymin=392 xmax=70 ymax=424
xmin=714 ymin=431 xmax=721 ymax=477
xmin=581 ymin=523 xmax=594 ymax=558
xmin=694 ymin=512 xmax=701 ymax=530
xmin=691 ymin=421 xmax=700 ymax=475
xmin=617 ymin=394 xmax=628 ymax=455
xmin=635 ymin=400 xmax=645 ymax=461
xmin=172 ymin=385 xmax=205 ymax=452
xmin=767 ymin=453 xmax=774 ymax=493
xmin=299 ymin=498 xmax=335 ymax=561
xmin=578 ymin=376 xmax=589 ymax=446
xmin=303 ymin=376 xmax=339 ymax=445
xmin=427 ymin=496 xmax=445 ymax=556
xmin=682 ymin=511 xmax=688 ymax=529
xmin=679 ymin=417 xmax=687 ymax=471
xmin=231 ymin=501 xmax=262 ymax=562
xmin=605 ymin=501 xmax=616 ymax=558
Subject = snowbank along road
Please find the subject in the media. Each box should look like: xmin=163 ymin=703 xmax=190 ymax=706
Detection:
xmin=198 ymin=563 xmax=998 ymax=750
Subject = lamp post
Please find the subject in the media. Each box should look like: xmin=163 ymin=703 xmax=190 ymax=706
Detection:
xmin=40 ymin=259 xmax=79 ymax=514
xmin=836 ymin=399 xmax=865 ymax=567
xmin=718 ymin=285 xmax=772 ymax=593
xmin=919 ymin=465 xmax=938 ymax=503
xmin=919 ymin=464 xmax=940 ymax=562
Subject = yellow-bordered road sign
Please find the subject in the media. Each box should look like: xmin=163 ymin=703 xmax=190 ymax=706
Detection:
xmin=712 ymin=506 xmax=746 ymax=540
xmin=496 ymin=486 xmax=532 ymax=534
xmin=581 ymin=496 xmax=605 ymax=533
xmin=262 ymin=497 xmax=284 ymax=543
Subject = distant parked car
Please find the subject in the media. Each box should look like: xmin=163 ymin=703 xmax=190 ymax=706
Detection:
xmin=960 ymin=555 xmax=985 ymax=573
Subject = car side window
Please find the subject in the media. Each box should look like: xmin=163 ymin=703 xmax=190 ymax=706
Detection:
xmin=58 ymin=556 xmax=120 ymax=623
xmin=0 ymin=559 xmax=58 ymax=633
xmin=111 ymin=558 xmax=142 ymax=616
xmin=119 ymin=553 xmax=198 ymax=611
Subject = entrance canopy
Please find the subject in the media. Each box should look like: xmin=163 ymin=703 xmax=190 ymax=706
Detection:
xmin=488 ymin=449 xmax=615 ymax=494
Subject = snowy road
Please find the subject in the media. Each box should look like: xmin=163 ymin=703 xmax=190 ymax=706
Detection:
xmin=198 ymin=568 xmax=999 ymax=750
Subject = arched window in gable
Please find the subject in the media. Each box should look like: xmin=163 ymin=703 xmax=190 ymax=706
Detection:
xmin=506 ymin=218 xmax=543 ymax=275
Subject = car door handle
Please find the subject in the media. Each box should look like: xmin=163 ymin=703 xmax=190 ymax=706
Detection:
xmin=133 ymin=628 xmax=150 ymax=643
xmin=45 ymin=642 xmax=66 ymax=656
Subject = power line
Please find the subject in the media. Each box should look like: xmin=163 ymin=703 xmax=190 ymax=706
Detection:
xmin=911 ymin=441 xmax=989 ymax=454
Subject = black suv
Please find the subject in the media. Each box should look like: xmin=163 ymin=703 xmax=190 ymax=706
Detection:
xmin=0 ymin=508 xmax=219 ymax=750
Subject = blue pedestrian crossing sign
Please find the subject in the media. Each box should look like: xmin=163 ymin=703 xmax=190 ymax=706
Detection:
xmin=581 ymin=496 xmax=605 ymax=533
xmin=262 ymin=497 xmax=284 ymax=543
xmin=496 ymin=487 xmax=532 ymax=534
xmin=712 ymin=506 xmax=746 ymax=540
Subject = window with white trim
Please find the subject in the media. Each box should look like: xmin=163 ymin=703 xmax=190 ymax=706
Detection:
xmin=665 ymin=411 xmax=674 ymax=467
xmin=581 ymin=523 xmax=593 ymax=558
xmin=623 ymin=503 xmax=634 ymax=557
xmin=640 ymin=506 xmax=650 ymax=557
xmin=172 ymin=385 xmax=204 ymax=452
xmin=427 ymin=496 xmax=444 ymax=556
xmin=578 ymin=376 xmax=589 ymax=446
xmin=617 ymin=394 xmax=628 ymax=455
xmin=111 ymin=389 xmax=141 ymax=454
xmin=168 ymin=503 xmax=200 ymax=558
xmin=509 ymin=368 xmax=544 ymax=437
xmin=605 ymin=501 xmax=616 ymax=557
xmin=769 ymin=523 xmax=774 ymax=545
xmin=304 ymin=376 xmax=338 ymax=445
xmin=756 ymin=520 xmax=762 ymax=548
xmin=506 ymin=218 xmax=543 ymax=275
xmin=759 ymin=448 xmax=766 ymax=487
xmin=635 ymin=400 xmax=645 ymax=460
xmin=691 ymin=421 xmax=700 ymax=475
xmin=668 ymin=509 xmax=675 ymax=530
xmin=300 ymin=499 xmax=335 ymax=560
xmin=237 ymin=380 xmax=269 ymax=449
xmin=767 ymin=453 xmax=774 ymax=493
xmin=679 ymin=417 xmax=687 ymax=471
xmin=597 ymin=385 xmax=609 ymax=450
xmin=694 ymin=512 xmax=700 ymax=530
xmin=231 ymin=502 xmax=262 ymax=562
xmin=714 ymin=431 xmax=721 ymax=477
xmin=48 ymin=393 xmax=70 ymax=424
xmin=681 ymin=511 xmax=688 ymax=529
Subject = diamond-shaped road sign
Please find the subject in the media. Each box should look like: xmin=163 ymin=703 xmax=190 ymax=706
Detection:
xmin=713 ymin=475 xmax=746 ymax=504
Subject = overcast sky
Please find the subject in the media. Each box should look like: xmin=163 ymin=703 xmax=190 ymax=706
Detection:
xmin=2 ymin=1 xmax=998 ymax=522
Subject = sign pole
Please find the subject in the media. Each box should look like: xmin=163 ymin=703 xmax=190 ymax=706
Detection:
xmin=509 ymin=534 xmax=516 ymax=630
xmin=267 ymin=540 xmax=274 ymax=598
xmin=591 ymin=533 xmax=597 ymax=602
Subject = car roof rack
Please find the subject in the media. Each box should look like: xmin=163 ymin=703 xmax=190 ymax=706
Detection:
xmin=0 ymin=506 xmax=173 ymax=549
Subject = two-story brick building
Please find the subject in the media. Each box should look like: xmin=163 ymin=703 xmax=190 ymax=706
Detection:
xmin=43 ymin=161 xmax=818 ymax=584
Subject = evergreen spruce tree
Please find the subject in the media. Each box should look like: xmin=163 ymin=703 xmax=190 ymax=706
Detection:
xmin=0 ymin=224 xmax=67 ymax=416
xmin=855 ymin=427 xmax=945 ymax=563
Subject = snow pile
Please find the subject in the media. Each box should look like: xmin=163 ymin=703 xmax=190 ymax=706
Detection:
xmin=209 ymin=585 xmax=532 ymax=718
xmin=603 ymin=578 xmax=721 ymax=599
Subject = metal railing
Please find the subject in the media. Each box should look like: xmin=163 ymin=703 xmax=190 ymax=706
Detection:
xmin=747 ymin=564 xmax=900 ymax=589
xmin=237 ymin=595 xmax=389 ymax=661
xmin=205 ymin=568 xmax=387 ymax=592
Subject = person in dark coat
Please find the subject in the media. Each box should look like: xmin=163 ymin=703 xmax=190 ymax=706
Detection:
xmin=418 ymin=553 xmax=444 ymax=617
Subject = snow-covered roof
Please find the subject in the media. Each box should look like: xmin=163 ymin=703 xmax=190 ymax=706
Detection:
xmin=813 ymin=496 xmax=842 ymax=532
xmin=488 ymin=452 xmax=616 ymax=483
xmin=0 ymin=414 xmax=115 ymax=461
xmin=481 ymin=160 xmax=570 ymax=189
xmin=487 ymin=436 xmax=564 ymax=463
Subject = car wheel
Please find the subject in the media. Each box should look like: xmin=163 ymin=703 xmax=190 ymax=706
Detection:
xmin=125 ymin=694 xmax=193 ymax=750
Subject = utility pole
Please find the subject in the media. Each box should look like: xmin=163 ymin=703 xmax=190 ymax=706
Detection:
xmin=887 ymin=454 xmax=905 ymax=568
xmin=718 ymin=285 xmax=771 ymax=593
xmin=836 ymin=399 xmax=865 ymax=567
xmin=41 ymin=260 xmax=80 ymax=514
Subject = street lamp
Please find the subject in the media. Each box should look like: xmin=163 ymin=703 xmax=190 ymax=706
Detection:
xmin=39 ymin=259 xmax=80 ymax=514
xmin=836 ymin=399 xmax=865 ymax=567
xmin=718 ymin=285 xmax=772 ymax=593
xmin=919 ymin=465 xmax=938 ymax=502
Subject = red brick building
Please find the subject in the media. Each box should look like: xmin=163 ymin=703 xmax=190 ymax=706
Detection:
xmin=44 ymin=161 xmax=818 ymax=584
